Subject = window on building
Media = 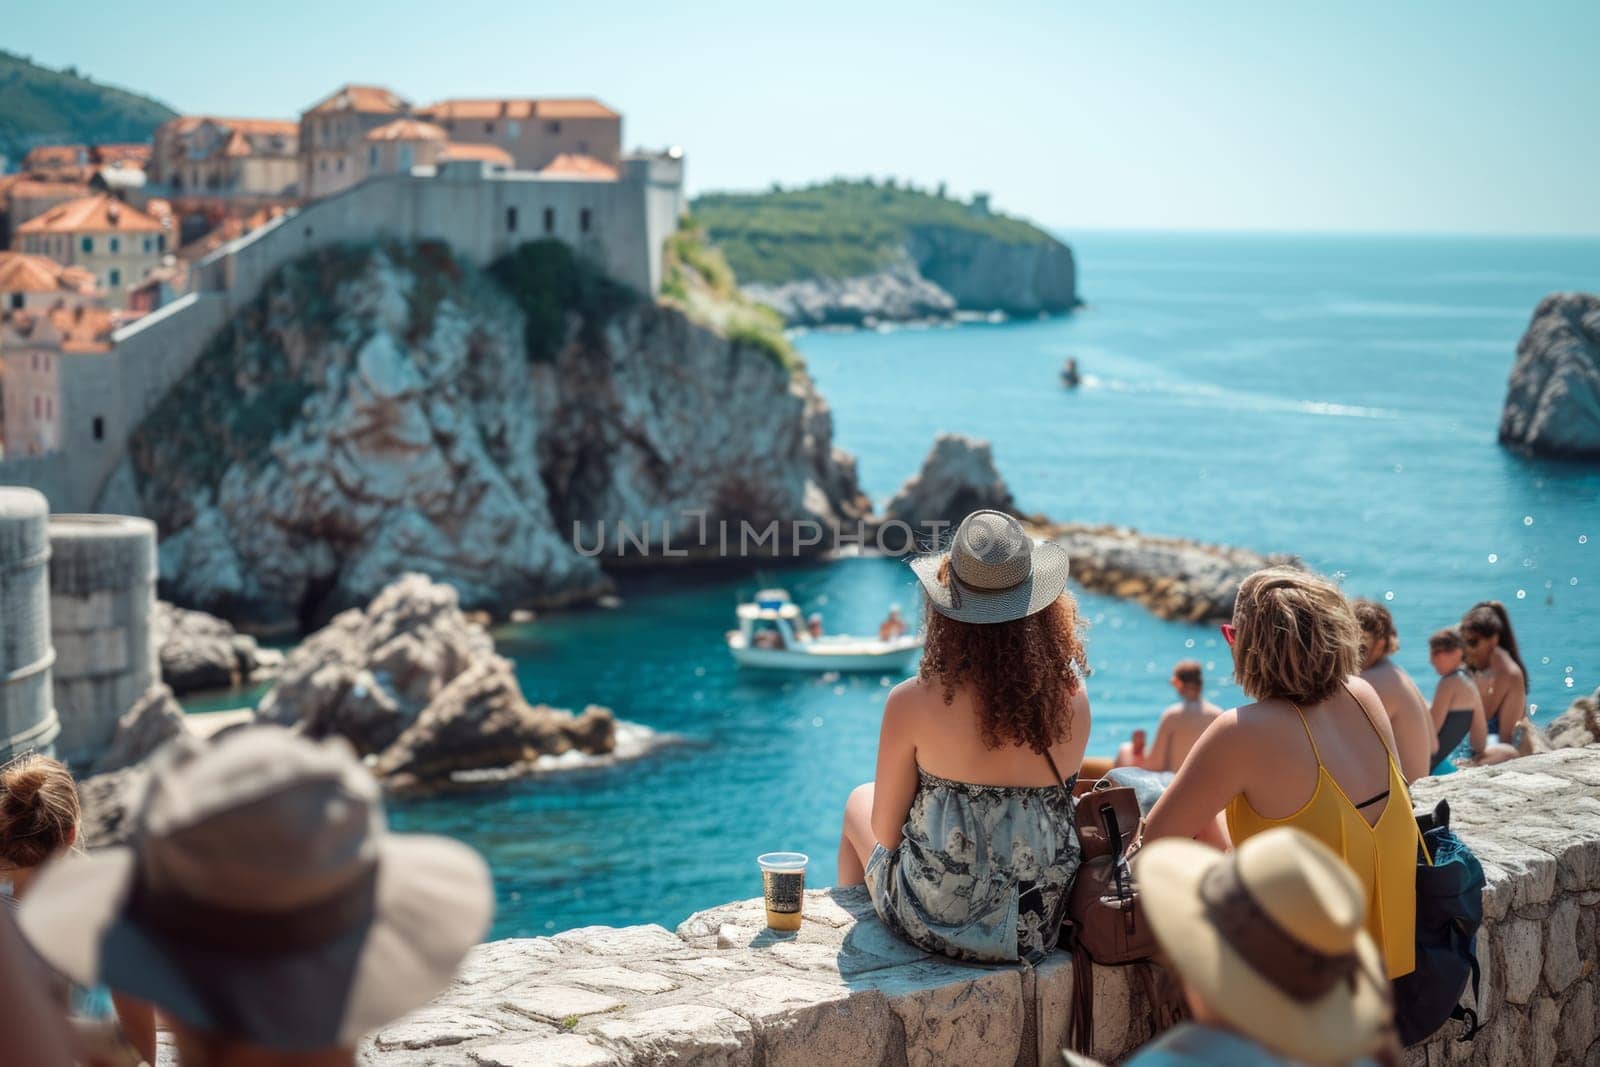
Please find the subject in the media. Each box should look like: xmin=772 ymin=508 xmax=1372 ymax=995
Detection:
xmin=548 ymin=120 xmax=561 ymax=134
xmin=543 ymin=208 xmax=555 ymax=234
xmin=320 ymin=159 xmax=328 ymax=172
xmin=34 ymin=397 xmax=41 ymax=417
xmin=507 ymin=120 xmax=520 ymax=139
xmin=580 ymin=208 xmax=592 ymax=233
xmin=109 ymin=237 xmax=121 ymax=253
xmin=337 ymin=158 xmax=345 ymax=172
xmin=81 ymin=236 xmax=93 ymax=253
xmin=143 ymin=237 xmax=153 ymax=253
xmin=399 ymin=146 xmax=413 ymax=169
xmin=93 ymin=416 xmax=104 ymax=441
xmin=158 ymin=235 xmax=166 ymax=253
xmin=369 ymin=146 xmax=379 ymax=170
xmin=577 ymin=140 xmax=589 ymax=154
xmin=506 ymin=206 xmax=518 ymax=232
xmin=8 ymin=294 xmax=20 ymax=310
xmin=485 ymin=122 xmax=495 ymax=135
xmin=109 ymin=269 xmax=121 ymax=287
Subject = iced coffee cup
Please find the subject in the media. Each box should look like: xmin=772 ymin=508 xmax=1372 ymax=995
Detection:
xmin=758 ymin=852 xmax=808 ymax=931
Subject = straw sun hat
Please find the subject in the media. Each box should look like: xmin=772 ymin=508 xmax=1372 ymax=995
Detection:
xmin=18 ymin=727 xmax=493 ymax=1051
xmin=910 ymin=509 xmax=1070 ymax=623
xmin=1134 ymin=827 xmax=1394 ymax=1066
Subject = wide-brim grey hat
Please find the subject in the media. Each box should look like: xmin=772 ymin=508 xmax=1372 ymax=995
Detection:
xmin=910 ymin=509 xmax=1070 ymax=623
xmin=17 ymin=726 xmax=492 ymax=1052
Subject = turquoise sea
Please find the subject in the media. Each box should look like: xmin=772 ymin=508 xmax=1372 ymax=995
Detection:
xmin=262 ymin=233 xmax=1600 ymax=939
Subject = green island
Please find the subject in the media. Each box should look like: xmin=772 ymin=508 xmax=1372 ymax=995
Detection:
xmin=693 ymin=179 xmax=1057 ymax=285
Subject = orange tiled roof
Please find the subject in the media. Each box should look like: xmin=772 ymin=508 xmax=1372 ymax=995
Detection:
xmin=49 ymin=303 xmax=117 ymax=353
xmin=420 ymin=97 xmax=619 ymax=121
xmin=365 ymin=119 xmax=447 ymax=143
xmin=306 ymin=85 xmax=409 ymax=115
xmin=21 ymin=145 xmax=87 ymax=170
xmin=91 ymin=144 xmax=152 ymax=165
xmin=16 ymin=195 xmax=164 ymax=236
xmin=0 ymin=252 xmax=100 ymax=295
xmin=162 ymin=115 xmax=298 ymax=136
xmin=539 ymin=153 xmax=619 ymax=180
xmin=437 ymin=143 xmax=515 ymax=167
xmin=177 ymin=204 xmax=286 ymax=260
xmin=7 ymin=180 xmax=92 ymax=202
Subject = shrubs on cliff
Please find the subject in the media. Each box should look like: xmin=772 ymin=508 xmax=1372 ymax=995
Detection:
xmin=660 ymin=219 xmax=798 ymax=373
xmin=488 ymin=239 xmax=638 ymax=363
xmin=695 ymin=179 xmax=1053 ymax=285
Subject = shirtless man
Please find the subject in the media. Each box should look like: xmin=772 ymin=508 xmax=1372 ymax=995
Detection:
xmin=1142 ymin=660 xmax=1222 ymax=773
xmin=1112 ymin=728 xmax=1150 ymax=769
xmin=1461 ymin=600 xmax=1528 ymax=745
xmin=1426 ymin=628 xmax=1487 ymax=771
xmin=1352 ymin=599 xmax=1434 ymax=783
xmin=878 ymin=605 xmax=906 ymax=642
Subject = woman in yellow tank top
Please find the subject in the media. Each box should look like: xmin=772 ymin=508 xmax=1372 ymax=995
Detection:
xmin=1144 ymin=567 xmax=1419 ymax=979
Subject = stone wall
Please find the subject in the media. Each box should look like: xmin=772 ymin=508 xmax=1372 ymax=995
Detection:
xmin=362 ymin=747 xmax=1600 ymax=1067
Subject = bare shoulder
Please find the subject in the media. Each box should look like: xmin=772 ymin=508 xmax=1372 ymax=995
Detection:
xmin=1159 ymin=702 xmax=1184 ymax=721
xmin=1346 ymin=675 xmax=1383 ymax=705
xmin=884 ymin=677 xmax=934 ymax=724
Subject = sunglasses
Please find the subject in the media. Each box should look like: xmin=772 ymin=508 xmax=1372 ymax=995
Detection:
xmin=1221 ymin=623 xmax=1236 ymax=646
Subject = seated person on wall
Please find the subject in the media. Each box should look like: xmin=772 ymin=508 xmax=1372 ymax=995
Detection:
xmin=1142 ymin=659 xmax=1223 ymax=775
xmin=16 ymin=727 xmax=493 ymax=1067
xmin=1113 ymin=728 xmax=1150 ymax=770
xmin=1143 ymin=567 xmax=1419 ymax=980
xmin=1426 ymin=628 xmax=1488 ymax=772
xmin=837 ymin=510 xmax=1090 ymax=964
xmin=1352 ymin=599 xmax=1435 ymax=783
xmin=1461 ymin=600 xmax=1528 ymax=747
xmin=1123 ymin=827 xmax=1397 ymax=1066
xmin=1 ymin=754 xmax=156 ymax=1066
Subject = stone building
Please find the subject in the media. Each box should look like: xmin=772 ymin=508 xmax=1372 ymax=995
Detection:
xmin=12 ymin=195 xmax=167 ymax=306
xmin=416 ymin=97 xmax=622 ymax=171
xmin=5 ymin=179 xmax=92 ymax=235
xmin=0 ymin=251 xmax=100 ymax=313
xmin=299 ymin=84 xmax=411 ymax=200
xmin=0 ymin=313 xmax=64 ymax=456
xmin=361 ymin=118 xmax=449 ymax=179
xmin=148 ymin=116 xmax=300 ymax=244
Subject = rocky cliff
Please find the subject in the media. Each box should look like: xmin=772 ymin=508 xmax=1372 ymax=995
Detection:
xmin=696 ymin=180 xmax=1078 ymax=327
xmin=110 ymin=241 xmax=866 ymax=628
xmin=1499 ymin=292 xmax=1600 ymax=459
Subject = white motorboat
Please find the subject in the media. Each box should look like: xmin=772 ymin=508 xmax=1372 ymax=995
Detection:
xmin=726 ymin=589 xmax=922 ymax=672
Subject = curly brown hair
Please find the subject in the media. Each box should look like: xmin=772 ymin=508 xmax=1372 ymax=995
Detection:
xmin=917 ymin=558 xmax=1088 ymax=753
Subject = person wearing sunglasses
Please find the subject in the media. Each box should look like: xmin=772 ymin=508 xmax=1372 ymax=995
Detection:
xmin=1460 ymin=601 xmax=1528 ymax=744
xmin=1144 ymin=567 xmax=1419 ymax=980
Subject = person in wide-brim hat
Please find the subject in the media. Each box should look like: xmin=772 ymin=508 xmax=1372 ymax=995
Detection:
xmin=1128 ymin=827 xmax=1395 ymax=1066
xmin=910 ymin=508 xmax=1071 ymax=623
xmin=17 ymin=726 xmax=493 ymax=1060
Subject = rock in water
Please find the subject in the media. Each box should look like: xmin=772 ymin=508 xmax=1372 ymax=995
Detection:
xmin=373 ymin=658 xmax=616 ymax=795
xmin=91 ymin=684 xmax=192 ymax=775
xmin=152 ymin=600 xmax=276 ymax=694
xmin=1544 ymin=686 xmax=1600 ymax=749
xmin=257 ymin=573 xmax=493 ymax=755
xmin=259 ymin=572 xmax=617 ymax=791
xmin=883 ymin=434 xmax=1018 ymax=533
xmin=1499 ymin=292 xmax=1600 ymax=459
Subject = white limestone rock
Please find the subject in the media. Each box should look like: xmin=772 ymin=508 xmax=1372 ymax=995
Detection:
xmin=90 ymin=683 xmax=191 ymax=775
xmin=744 ymin=258 xmax=957 ymax=328
xmin=151 ymin=600 xmax=276 ymax=694
xmin=882 ymin=433 xmax=1019 ymax=531
xmin=1499 ymin=292 xmax=1600 ymax=459
xmin=126 ymin=243 xmax=865 ymax=628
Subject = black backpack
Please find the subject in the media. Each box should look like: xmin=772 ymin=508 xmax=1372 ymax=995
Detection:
xmin=1393 ymin=799 xmax=1486 ymax=1046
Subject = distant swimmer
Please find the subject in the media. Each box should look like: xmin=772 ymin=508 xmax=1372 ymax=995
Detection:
xmin=1060 ymin=357 xmax=1082 ymax=389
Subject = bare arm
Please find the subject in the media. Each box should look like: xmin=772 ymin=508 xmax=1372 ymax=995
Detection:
xmin=1405 ymin=673 xmax=1437 ymax=755
xmin=112 ymin=991 xmax=156 ymax=1066
xmin=1144 ymin=711 xmax=1248 ymax=843
xmin=1498 ymin=668 xmax=1527 ymax=742
xmin=870 ymin=684 xmax=920 ymax=850
xmin=1348 ymin=677 xmax=1402 ymax=760
xmin=1466 ymin=681 xmax=1489 ymax=756
xmin=1428 ymin=677 xmax=1452 ymax=733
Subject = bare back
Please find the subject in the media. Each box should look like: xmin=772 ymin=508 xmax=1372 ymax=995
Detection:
xmin=1473 ymin=648 xmax=1527 ymax=738
xmin=908 ymin=678 xmax=1091 ymax=787
xmin=1148 ymin=699 xmax=1221 ymax=772
xmin=1240 ymin=682 xmax=1397 ymax=823
xmin=1360 ymin=658 xmax=1433 ymax=783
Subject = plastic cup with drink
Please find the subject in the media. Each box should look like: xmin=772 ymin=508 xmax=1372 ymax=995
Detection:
xmin=757 ymin=852 xmax=808 ymax=931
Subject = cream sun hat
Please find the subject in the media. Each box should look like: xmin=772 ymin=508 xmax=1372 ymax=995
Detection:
xmin=1134 ymin=827 xmax=1394 ymax=1066
xmin=910 ymin=509 xmax=1070 ymax=624
xmin=18 ymin=726 xmax=492 ymax=1051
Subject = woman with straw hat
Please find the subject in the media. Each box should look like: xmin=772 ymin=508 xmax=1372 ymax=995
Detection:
xmin=1125 ymin=826 xmax=1397 ymax=1065
xmin=836 ymin=509 xmax=1091 ymax=963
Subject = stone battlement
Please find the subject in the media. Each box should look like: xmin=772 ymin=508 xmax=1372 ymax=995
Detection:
xmin=360 ymin=746 xmax=1600 ymax=1066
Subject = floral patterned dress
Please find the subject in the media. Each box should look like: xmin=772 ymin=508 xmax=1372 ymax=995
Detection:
xmin=864 ymin=767 xmax=1080 ymax=964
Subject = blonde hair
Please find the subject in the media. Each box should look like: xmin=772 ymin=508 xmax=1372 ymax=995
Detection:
xmin=1231 ymin=567 xmax=1359 ymax=708
xmin=0 ymin=754 xmax=81 ymax=871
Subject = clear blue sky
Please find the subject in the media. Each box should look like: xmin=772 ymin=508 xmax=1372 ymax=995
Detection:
xmin=11 ymin=1 xmax=1599 ymax=234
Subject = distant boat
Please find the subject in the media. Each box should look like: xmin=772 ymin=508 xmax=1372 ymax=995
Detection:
xmin=726 ymin=589 xmax=922 ymax=672
xmin=1061 ymin=358 xmax=1082 ymax=388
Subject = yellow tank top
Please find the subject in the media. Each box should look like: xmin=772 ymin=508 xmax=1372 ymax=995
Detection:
xmin=1226 ymin=694 xmax=1418 ymax=979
